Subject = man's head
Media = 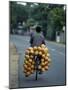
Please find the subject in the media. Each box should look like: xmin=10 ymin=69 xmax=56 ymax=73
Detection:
xmin=36 ymin=26 xmax=41 ymax=33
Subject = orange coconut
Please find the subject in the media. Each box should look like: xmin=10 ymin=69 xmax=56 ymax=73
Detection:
xmin=23 ymin=64 xmax=28 ymax=69
xmin=42 ymin=54 xmax=46 ymax=58
xmin=38 ymin=65 xmax=42 ymax=69
xmin=32 ymin=60 xmax=35 ymax=65
xmin=30 ymin=55 xmax=34 ymax=59
xmin=47 ymin=53 xmax=50 ymax=57
xmin=30 ymin=49 xmax=34 ymax=54
xmin=31 ymin=69 xmax=34 ymax=73
xmin=41 ymin=44 xmax=45 ymax=48
xmin=23 ymin=69 xmax=27 ymax=73
xmin=45 ymin=56 xmax=49 ymax=60
xmin=31 ymin=65 xmax=34 ymax=69
xmin=41 ymin=67 xmax=45 ymax=72
xmin=33 ymin=46 xmax=37 ymax=51
xmin=34 ymin=50 xmax=38 ymax=55
xmin=38 ymin=51 xmax=42 ymax=56
xmin=28 ymin=59 xmax=32 ymax=63
xmin=45 ymin=66 xmax=49 ymax=70
xmin=48 ymin=58 xmax=51 ymax=63
xmin=37 ymin=46 xmax=42 ymax=51
xmin=27 ymin=62 xmax=32 ymax=66
xmin=25 ymin=49 xmax=29 ymax=55
xmin=41 ymin=58 xmax=45 ymax=62
xmin=45 ymin=47 xmax=48 ymax=53
xmin=24 ymin=60 xmax=28 ymax=64
xmin=44 ymin=61 xmax=48 ymax=65
xmin=41 ymin=62 xmax=45 ymax=66
xmin=28 ymin=47 xmax=33 ymax=50
xmin=25 ymin=55 xmax=30 ymax=59
xmin=27 ymin=67 xmax=32 ymax=71
xmin=26 ymin=71 xmax=31 ymax=75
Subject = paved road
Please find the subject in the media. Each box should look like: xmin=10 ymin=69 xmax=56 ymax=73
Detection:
xmin=10 ymin=35 xmax=66 ymax=88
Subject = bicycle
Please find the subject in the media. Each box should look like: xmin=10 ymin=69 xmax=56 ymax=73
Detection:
xmin=34 ymin=55 xmax=41 ymax=80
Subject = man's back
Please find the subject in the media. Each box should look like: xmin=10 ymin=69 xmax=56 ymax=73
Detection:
xmin=30 ymin=32 xmax=45 ymax=47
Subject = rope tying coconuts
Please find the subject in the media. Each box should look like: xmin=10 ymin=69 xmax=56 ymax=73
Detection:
xmin=23 ymin=44 xmax=51 ymax=77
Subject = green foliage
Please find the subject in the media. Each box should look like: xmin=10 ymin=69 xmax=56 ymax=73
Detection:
xmin=10 ymin=1 xmax=28 ymax=28
xmin=48 ymin=7 xmax=65 ymax=31
xmin=46 ymin=6 xmax=66 ymax=40
xmin=10 ymin=2 xmax=66 ymax=40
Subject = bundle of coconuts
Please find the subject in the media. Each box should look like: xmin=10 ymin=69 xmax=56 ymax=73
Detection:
xmin=23 ymin=44 xmax=51 ymax=77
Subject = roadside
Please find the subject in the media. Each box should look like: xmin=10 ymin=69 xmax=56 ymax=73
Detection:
xmin=46 ymin=39 xmax=65 ymax=47
xmin=9 ymin=42 xmax=19 ymax=89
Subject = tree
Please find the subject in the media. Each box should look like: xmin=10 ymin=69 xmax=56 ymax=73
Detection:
xmin=10 ymin=1 xmax=28 ymax=29
xmin=30 ymin=3 xmax=49 ymax=37
xmin=46 ymin=5 xmax=66 ymax=40
xmin=10 ymin=1 xmax=66 ymax=41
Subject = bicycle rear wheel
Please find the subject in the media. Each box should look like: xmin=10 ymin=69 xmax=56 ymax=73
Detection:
xmin=35 ymin=55 xmax=40 ymax=80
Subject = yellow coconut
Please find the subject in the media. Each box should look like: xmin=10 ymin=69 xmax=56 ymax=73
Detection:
xmin=31 ymin=69 xmax=34 ymax=73
xmin=37 ymin=46 xmax=42 ymax=51
xmin=41 ymin=58 xmax=45 ymax=62
xmin=45 ymin=47 xmax=48 ymax=53
xmin=23 ymin=69 xmax=27 ymax=73
xmin=45 ymin=66 xmax=49 ymax=70
xmin=27 ymin=67 xmax=32 ymax=71
xmin=41 ymin=48 xmax=45 ymax=53
xmin=25 ymin=49 xmax=29 ymax=55
xmin=42 ymin=54 xmax=46 ymax=59
xmin=25 ymin=55 xmax=30 ymax=59
xmin=38 ymin=65 xmax=42 ymax=69
xmin=27 ymin=62 xmax=32 ymax=66
xmin=41 ymin=67 xmax=45 ymax=72
xmin=31 ymin=65 xmax=34 ymax=69
xmin=35 ymin=50 xmax=38 ymax=55
xmin=29 ymin=59 xmax=32 ymax=63
xmin=30 ymin=50 xmax=34 ymax=54
xmin=24 ymin=60 xmax=28 ymax=64
xmin=23 ymin=64 xmax=28 ymax=69
xmin=38 ymin=51 xmax=42 ymax=56
xmin=41 ymin=44 xmax=45 ymax=48
xmin=32 ymin=61 xmax=35 ymax=65
xmin=41 ymin=62 xmax=45 ymax=66
xmin=30 ymin=55 xmax=34 ymax=59
xmin=48 ymin=58 xmax=51 ymax=63
xmin=44 ymin=49 xmax=48 ymax=55
xmin=28 ymin=47 xmax=33 ymax=51
xmin=47 ymin=53 xmax=50 ymax=57
xmin=44 ymin=61 xmax=48 ymax=65
xmin=33 ymin=46 xmax=37 ymax=51
xmin=45 ymin=56 xmax=49 ymax=60
xmin=26 ymin=71 xmax=31 ymax=75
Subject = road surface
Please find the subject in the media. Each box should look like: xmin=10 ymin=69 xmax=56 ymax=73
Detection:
xmin=10 ymin=35 xmax=66 ymax=88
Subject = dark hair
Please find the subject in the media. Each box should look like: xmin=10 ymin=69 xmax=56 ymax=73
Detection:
xmin=36 ymin=26 xmax=41 ymax=33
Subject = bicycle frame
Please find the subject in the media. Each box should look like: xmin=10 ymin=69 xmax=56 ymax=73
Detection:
xmin=34 ymin=55 xmax=41 ymax=80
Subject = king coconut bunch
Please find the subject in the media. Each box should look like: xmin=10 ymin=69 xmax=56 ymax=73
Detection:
xmin=23 ymin=44 xmax=51 ymax=77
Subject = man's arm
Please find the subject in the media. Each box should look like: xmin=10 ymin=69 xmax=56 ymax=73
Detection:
xmin=30 ymin=37 xmax=33 ymax=45
xmin=42 ymin=35 xmax=46 ymax=45
xmin=30 ymin=32 xmax=34 ymax=46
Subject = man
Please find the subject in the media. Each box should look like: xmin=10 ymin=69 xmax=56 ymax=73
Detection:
xmin=30 ymin=26 xmax=45 ymax=47
xmin=30 ymin=26 xmax=46 ymax=74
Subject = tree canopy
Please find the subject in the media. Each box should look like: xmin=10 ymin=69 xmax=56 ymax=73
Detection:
xmin=10 ymin=1 xmax=66 ymax=40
